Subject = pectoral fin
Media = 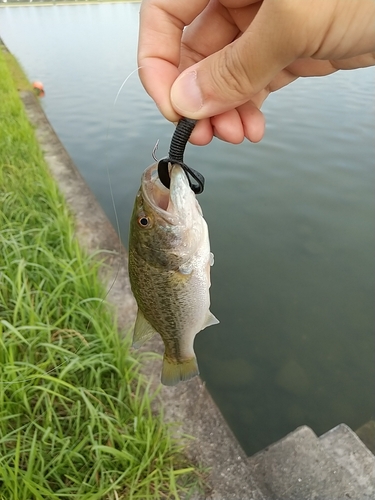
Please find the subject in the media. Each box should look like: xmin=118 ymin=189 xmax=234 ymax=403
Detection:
xmin=132 ymin=309 xmax=156 ymax=349
xmin=210 ymin=252 xmax=214 ymax=266
xmin=201 ymin=311 xmax=219 ymax=330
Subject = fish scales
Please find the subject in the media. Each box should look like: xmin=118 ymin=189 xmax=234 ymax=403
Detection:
xmin=128 ymin=162 xmax=219 ymax=386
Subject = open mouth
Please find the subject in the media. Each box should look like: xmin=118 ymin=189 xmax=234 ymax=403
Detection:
xmin=141 ymin=163 xmax=177 ymax=222
xmin=142 ymin=163 xmax=191 ymax=225
xmin=152 ymin=179 xmax=170 ymax=211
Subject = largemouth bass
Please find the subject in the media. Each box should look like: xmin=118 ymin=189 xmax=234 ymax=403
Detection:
xmin=128 ymin=162 xmax=218 ymax=386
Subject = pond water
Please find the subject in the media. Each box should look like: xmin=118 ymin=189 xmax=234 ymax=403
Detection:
xmin=1 ymin=3 xmax=374 ymax=455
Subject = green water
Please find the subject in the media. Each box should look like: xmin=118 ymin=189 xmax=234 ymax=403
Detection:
xmin=1 ymin=3 xmax=373 ymax=455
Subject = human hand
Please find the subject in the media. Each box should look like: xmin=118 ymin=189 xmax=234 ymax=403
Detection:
xmin=138 ymin=0 xmax=375 ymax=145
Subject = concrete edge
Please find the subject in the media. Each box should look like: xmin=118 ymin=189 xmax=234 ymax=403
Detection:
xmin=4 ymin=34 xmax=375 ymax=500
xmin=15 ymin=84 xmax=264 ymax=499
xmin=355 ymin=420 xmax=375 ymax=455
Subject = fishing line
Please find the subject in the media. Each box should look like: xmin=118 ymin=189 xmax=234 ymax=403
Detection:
xmin=4 ymin=67 xmax=147 ymax=386
xmin=102 ymin=66 xmax=145 ymax=299
xmin=6 ymin=67 xmax=205 ymax=386
xmin=79 ymin=68 xmax=149 ymax=346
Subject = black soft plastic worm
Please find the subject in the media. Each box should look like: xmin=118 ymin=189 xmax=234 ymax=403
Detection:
xmin=157 ymin=118 xmax=205 ymax=194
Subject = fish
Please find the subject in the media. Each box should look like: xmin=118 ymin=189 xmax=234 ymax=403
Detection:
xmin=128 ymin=162 xmax=219 ymax=386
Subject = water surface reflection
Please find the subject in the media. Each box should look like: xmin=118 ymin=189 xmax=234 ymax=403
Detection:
xmin=1 ymin=3 xmax=373 ymax=454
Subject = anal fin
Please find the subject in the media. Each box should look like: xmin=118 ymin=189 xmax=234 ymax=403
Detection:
xmin=132 ymin=309 xmax=156 ymax=349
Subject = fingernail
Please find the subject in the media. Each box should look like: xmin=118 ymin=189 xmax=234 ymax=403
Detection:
xmin=171 ymin=71 xmax=203 ymax=114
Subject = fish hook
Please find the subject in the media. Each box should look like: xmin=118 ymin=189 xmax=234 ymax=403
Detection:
xmin=158 ymin=118 xmax=205 ymax=194
xmin=152 ymin=139 xmax=159 ymax=162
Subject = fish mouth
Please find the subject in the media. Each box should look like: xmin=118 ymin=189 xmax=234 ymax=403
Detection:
xmin=141 ymin=163 xmax=190 ymax=224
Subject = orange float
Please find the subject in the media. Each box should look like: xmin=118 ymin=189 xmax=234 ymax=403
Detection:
xmin=32 ymin=81 xmax=45 ymax=97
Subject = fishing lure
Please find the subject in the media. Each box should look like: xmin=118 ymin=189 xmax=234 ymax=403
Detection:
xmin=157 ymin=118 xmax=205 ymax=194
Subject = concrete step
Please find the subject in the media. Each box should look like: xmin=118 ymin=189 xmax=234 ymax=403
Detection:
xmin=356 ymin=420 xmax=375 ymax=455
xmin=247 ymin=424 xmax=375 ymax=500
xmin=319 ymin=423 xmax=375 ymax=498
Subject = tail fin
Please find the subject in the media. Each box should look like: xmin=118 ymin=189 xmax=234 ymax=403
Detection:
xmin=161 ymin=355 xmax=199 ymax=386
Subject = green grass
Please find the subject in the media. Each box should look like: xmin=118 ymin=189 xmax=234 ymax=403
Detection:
xmin=0 ymin=47 xmax=199 ymax=499
xmin=0 ymin=49 xmax=31 ymax=93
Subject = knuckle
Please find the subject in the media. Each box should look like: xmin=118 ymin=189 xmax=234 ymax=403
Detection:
xmin=213 ymin=44 xmax=254 ymax=101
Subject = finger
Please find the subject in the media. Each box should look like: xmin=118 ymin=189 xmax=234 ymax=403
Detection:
xmin=189 ymin=118 xmax=214 ymax=146
xmin=220 ymin=0 xmax=261 ymax=7
xmin=179 ymin=0 xmax=239 ymax=72
xmin=138 ymin=0 xmax=210 ymax=120
xmin=211 ymin=109 xmax=245 ymax=144
xmin=138 ymin=60 xmax=181 ymax=122
xmin=226 ymin=1 xmax=262 ymax=33
xmin=170 ymin=0 xmax=304 ymax=119
xmin=238 ymin=100 xmax=266 ymax=143
xmin=180 ymin=0 xmax=262 ymax=72
xmin=138 ymin=0 xmax=210 ymax=64
xmin=330 ymin=52 xmax=375 ymax=70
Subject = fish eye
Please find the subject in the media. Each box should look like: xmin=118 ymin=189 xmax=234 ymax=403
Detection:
xmin=138 ymin=216 xmax=150 ymax=228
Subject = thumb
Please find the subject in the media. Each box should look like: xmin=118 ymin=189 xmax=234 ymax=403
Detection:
xmin=170 ymin=4 xmax=301 ymax=119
